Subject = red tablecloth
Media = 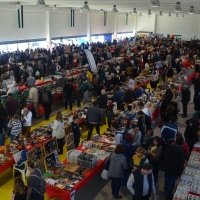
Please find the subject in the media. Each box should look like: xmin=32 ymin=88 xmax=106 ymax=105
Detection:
xmin=135 ymin=80 xmax=150 ymax=89
xmin=54 ymin=93 xmax=63 ymax=99
xmin=187 ymin=73 xmax=194 ymax=83
xmin=151 ymin=107 xmax=160 ymax=122
xmin=182 ymin=61 xmax=190 ymax=68
xmin=46 ymin=145 xmax=106 ymax=200
xmin=0 ymin=138 xmax=51 ymax=174
xmin=18 ymin=80 xmax=52 ymax=91
xmin=66 ymin=72 xmax=80 ymax=77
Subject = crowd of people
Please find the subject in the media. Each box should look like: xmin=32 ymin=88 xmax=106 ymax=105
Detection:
xmin=1 ymin=35 xmax=200 ymax=200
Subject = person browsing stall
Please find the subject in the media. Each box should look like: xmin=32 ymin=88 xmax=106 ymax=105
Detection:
xmin=21 ymin=106 xmax=32 ymax=136
xmin=71 ymin=116 xmax=81 ymax=148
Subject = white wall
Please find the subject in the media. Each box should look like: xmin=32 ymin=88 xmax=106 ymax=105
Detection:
xmin=0 ymin=10 xmax=46 ymax=42
xmin=137 ymin=15 xmax=155 ymax=32
xmin=118 ymin=15 xmax=134 ymax=33
xmin=50 ymin=12 xmax=87 ymax=38
xmin=156 ymin=15 xmax=199 ymax=41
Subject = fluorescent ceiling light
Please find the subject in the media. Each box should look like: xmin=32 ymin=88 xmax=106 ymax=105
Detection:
xmin=112 ymin=5 xmax=118 ymax=12
xmin=36 ymin=0 xmax=45 ymax=6
xmin=159 ymin=11 xmax=162 ymax=16
xmin=174 ymin=2 xmax=181 ymax=12
xmin=132 ymin=8 xmax=137 ymax=14
xmin=150 ymin=0 xmax=160 ymax=7
xmin=189 ymin=6 xmax=195 ymax=14
xmin=83 ymin=1 xmax=89 ymax=10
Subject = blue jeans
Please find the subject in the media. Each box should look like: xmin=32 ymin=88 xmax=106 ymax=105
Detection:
xmin=65 ymin=97 xmax=73 ymax=110
xmin=0 ymin=134 xmax=4 ymax=146
xmin=111 ymin=177 xmax=122 ymax=198
xmin=164 ymin=173 xmax=177 ymax=199
xmin=10 ymin=135 xmax=19 ymax=142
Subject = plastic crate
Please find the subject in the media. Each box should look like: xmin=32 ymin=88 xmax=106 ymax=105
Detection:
xmin=67 ymin=150 xmax=82 ymax=165
xmin=78 ymin=157 xmax=97 ymax=169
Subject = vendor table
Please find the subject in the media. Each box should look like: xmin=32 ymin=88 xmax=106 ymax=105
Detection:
xmin=0 ymin=138 xmax=50 ymax=174
xmin=18 ymin=80 xmax=52 ymax=91
xmin=66 ymin=71 xmax=80 ymax=78
xmin=46 ymin=145 xmax=106 ymax=200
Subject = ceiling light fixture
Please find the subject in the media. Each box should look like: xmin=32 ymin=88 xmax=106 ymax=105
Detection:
xmin=80 ymin=7 xmax=83 ymax=13
xmin=174 ymin=2 xmax=181 ymax=12
xmin=132 ymin=8 xmax=137 ymax=14
xmin=100 ymin=9 xmax=104 ymax=14
xmin=139 ymin=13 xmax=142 ymax=16
xmin=147 ymin=10 xmax=151 ymax=16
xmin=83 ymin=1 xmax=89 ymax=10
xmin=36 ymin=0 xmax=45 ymax=6
xmin=189 ymin=6 xmax=195 ymax=14
xmin=112 ymin=5 xmax=118 ymax=12
xmin=169 ymin=12 xmax=171 ymax=17
xmin=53 ymin=5 xmax=58 ymax=11
xmin=16 ymin=2 xmax=21 ymax=9
xmin=176 ymin=14 xmax=178 ymax=17
xmin=159 ymin=11 xmax=162 ymax=16
xmin=150 ymin=0 xmax=160 ymax=7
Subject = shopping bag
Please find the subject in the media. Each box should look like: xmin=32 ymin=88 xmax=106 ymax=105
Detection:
xmin=38 ymin=104 xmax=45 ymax=116
xmin=101 ymin=169 xmax=109 ymax=180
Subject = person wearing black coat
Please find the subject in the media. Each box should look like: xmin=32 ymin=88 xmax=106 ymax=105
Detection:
xmin=123 ymin=86 xmax=136 ymax=104
xmin=98 ymin=89 xmax=108 ymax=124
xmin=39 ymin=88 xmax=54 ymax=120
xmin=184 ymin=117 xmax=200 ymax=155
xmin=161 ymin=138 xmax=185 ymax=199
xmin=137 ymin=111 xmax=151 ymax=137
xmin=181 ymin=85 xmax=191 ymax=118
xmin=63 ymin=79 xmax=74 ymax=111
xmin=165 ymin=87 xmax=173 ymax=103
xmin=71 ymin=116 xmax=81 ymax=148
xmin=160 ymin=95 xmax=170 ymax=120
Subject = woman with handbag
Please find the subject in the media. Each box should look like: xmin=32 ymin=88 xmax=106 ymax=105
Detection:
xmin=51 ymin=111 xmax=65 ymax=155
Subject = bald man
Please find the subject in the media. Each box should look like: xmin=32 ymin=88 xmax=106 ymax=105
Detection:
xmin=98 ymin=89 xmax=108 ymax=124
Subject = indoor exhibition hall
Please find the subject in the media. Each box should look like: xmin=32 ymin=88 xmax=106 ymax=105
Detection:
xmin=0 ymin=0 xmax=200 ymax=200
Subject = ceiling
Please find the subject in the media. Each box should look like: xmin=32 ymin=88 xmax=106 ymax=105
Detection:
xmin=0 ymin=0 xmax=200 ymax=15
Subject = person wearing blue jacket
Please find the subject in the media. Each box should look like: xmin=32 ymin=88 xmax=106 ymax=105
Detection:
xmin=161 ymin=116 xmax=178 ymax=145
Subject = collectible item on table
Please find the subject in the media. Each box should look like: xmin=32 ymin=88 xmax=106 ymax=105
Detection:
xmin=0 ymin=153 xmax=12 ymax=164
xmin=190 ymin=152 xmax=200 ymax=161
xmin=44 ymin=138 xmax=58 ymax=157
xmin=45 ymin=152 xmax=57 ymax=170
xmin=26 ymin=145 xmax=43 ymax=162
xmin=66 ymin=132 xmax=74 ymax=151
xmin=67 ymin=150 xmax=82 ymax=164
xmin=64 ymin=163 xmax=80 ymax=173
xmin=194 ymin=143 xmax=200 ymax=151
xmin=78 ymin=152 xmax=98 ymax=169
xmin=173 ymin=193 xmax=188 ymax=200
xmin=183 ymin=167 xmax=196 ymax=177
xmin=187 ymin=194 xmax=200 ymax=200
xmin=179 ymin=174 xmax=193 ymax=186
xmin=105 ymin=145 xmax=116 ymax=152
xmin=188 ymin=160 xmax=200 ymax=169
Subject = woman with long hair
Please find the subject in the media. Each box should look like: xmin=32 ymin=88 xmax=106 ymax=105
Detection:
xmin=12 ymin=177 xmax=27 ymax=200
xmin=146 ymin=136 xmax=162 ymax=184
xmin=52 ymin=111 xmax=65 ymax=154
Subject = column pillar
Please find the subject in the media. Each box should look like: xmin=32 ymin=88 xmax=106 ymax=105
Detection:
xmin=133 ymin=14 xmax=137 ymax=35
xmin=87 ymin=12 xmax=91 ymax=43
xmin=46 ymin=11 xmax=51 ymax=50
xmin=197 ymin=15 xmax=200 ymax=39
xmin=114 ymin=14 xmax=118 ymax=39
xmin=152 ymin=14 xmax=157 ymax=34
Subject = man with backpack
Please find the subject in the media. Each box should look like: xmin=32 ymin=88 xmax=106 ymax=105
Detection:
xmin=39 ymin=88 xmax=54 ymax=120
xmin=26 ymin=160 xmax=45 ymax=200
xmin=63 ymin=79 xmax=74 ymax=111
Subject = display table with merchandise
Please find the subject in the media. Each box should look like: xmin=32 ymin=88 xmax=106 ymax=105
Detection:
xmin=46 ymin=145 xmax=109 ymax=200
xmin=173 ymin=143 xmax=200 ymax=199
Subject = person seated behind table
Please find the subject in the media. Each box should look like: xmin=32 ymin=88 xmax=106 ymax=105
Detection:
xmin=12 ymin=177 xmax=28 ymax=200
xmin=15 ymin=149 xmax=27 ymax=170
xmin=123 ymin=118 xmax=135 ymax=135
xmin=107 ymin=103 xmax=118 ymax=129
xmin=111 ymin=122 xmax=123 ymax=145
xmin=141 ymin=128 xmax=154 ymax=150
xmin=128 ymin=124 xmax=142 ymax=148
xmin=130 ymin=147 xmax=149 ymax=171
xmin=124 ymin=105 xmax=136 ymax=120
xmin=82 ymin=89 xmax=92 ymax=105
xmin=71 ymin=116 xmax=81 ymax=148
